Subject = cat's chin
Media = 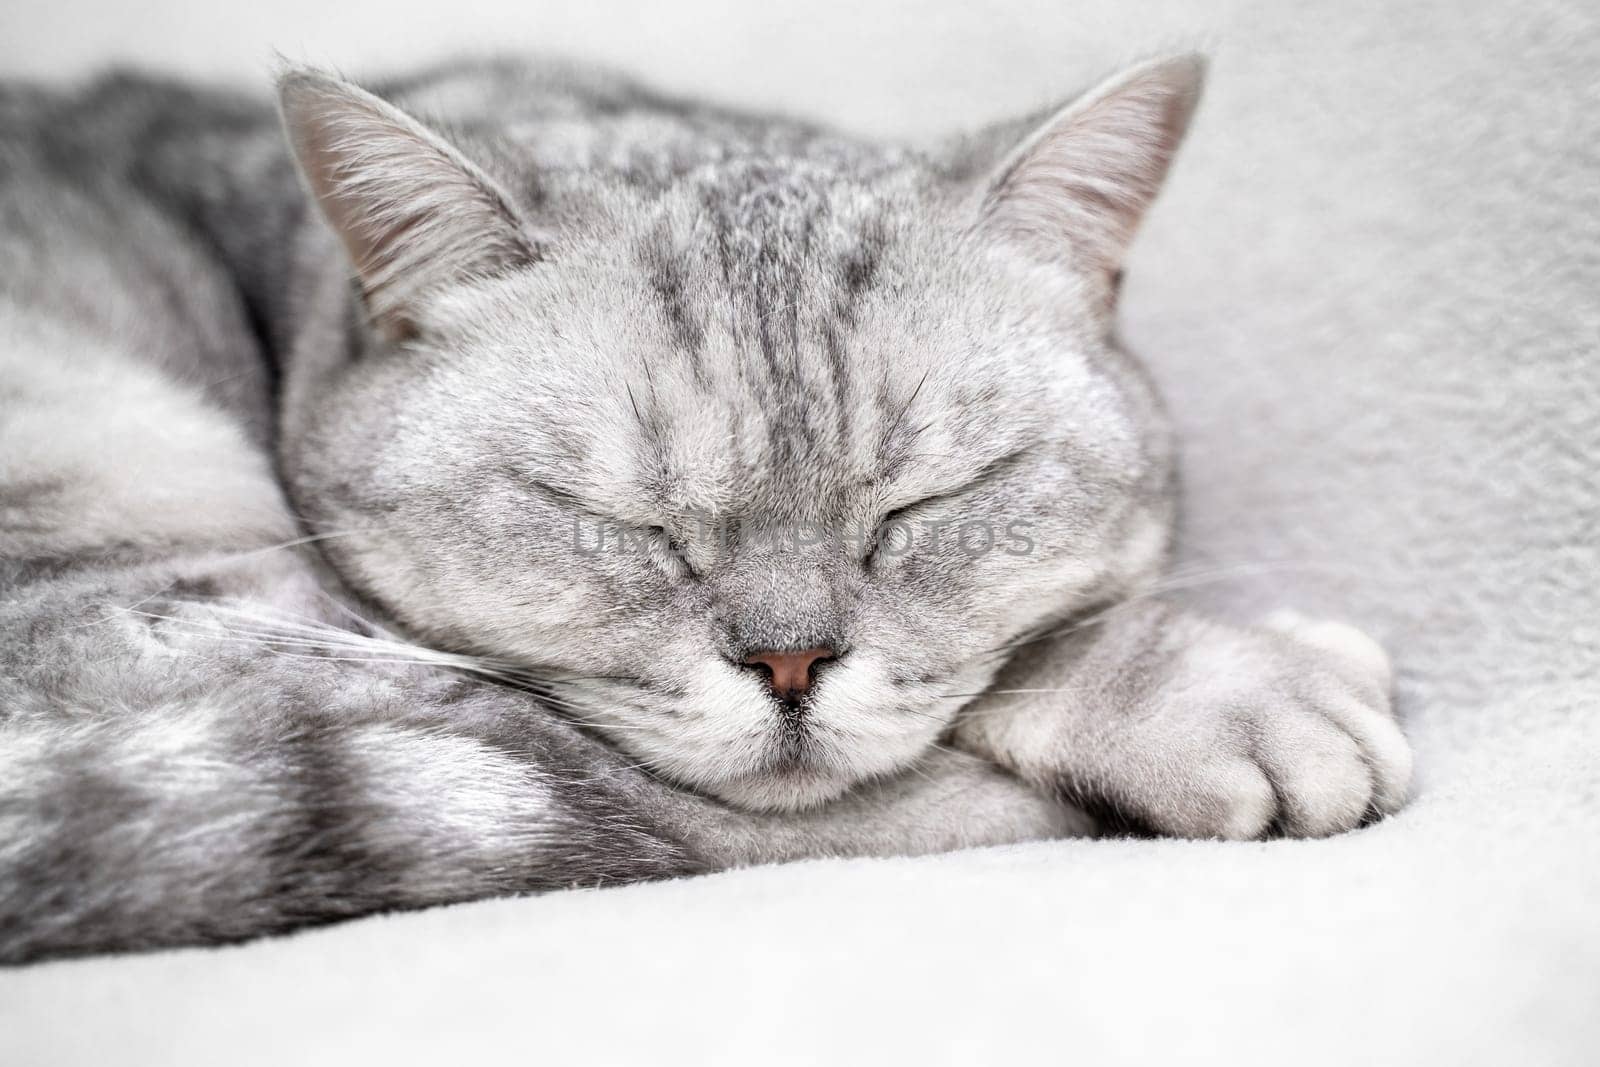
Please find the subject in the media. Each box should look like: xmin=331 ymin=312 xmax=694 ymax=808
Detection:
xmin=683 ymin=707 xmax=948 ymax=813
xmin=702 ymin=763 xmax=865 ymax=813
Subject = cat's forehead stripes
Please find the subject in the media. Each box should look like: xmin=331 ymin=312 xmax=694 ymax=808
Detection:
xmin=617 ymin=160 xmax=995 ymax=516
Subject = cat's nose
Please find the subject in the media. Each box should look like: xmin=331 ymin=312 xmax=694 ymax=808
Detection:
xmin=740 ymin=647 xmax=837 ymax=703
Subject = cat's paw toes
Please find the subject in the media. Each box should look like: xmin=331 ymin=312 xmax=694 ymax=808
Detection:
xmin=1116 ymin=620 xmax=1412 ymax=840
xmin=1250 ymin=693 xmax=1405 ymax=836
xmin=1259 ymin=613 xmax=1412 ymax=823
xmin=974 ymin=610 xmax=1413 ymax=842
xmin=1146 ymin=757 xmax=1277 ymax=840
xmin=1129 ymin=714 xmax=1377 ymax=840
xmin=1262 ymin=610 xmax=1392 ymax=691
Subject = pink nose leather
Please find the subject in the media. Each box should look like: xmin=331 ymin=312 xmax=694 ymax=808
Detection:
xmin=742 ymin=648 xmax=835 ymax=700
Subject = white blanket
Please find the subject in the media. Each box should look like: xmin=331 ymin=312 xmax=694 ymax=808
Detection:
xmin=3 ymin=1 xmax=1596 ymax=1063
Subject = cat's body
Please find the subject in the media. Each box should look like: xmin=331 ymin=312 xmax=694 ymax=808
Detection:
xmin=0 ymin=57 xmax=1410 ymax=963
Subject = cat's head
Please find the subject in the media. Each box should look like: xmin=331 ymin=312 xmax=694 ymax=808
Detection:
xmin=277 ymin=56 xmax=1202 ymax=811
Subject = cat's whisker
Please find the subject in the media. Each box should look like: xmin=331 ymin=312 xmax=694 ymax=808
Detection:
xmin=125 ymin=615 xmax=430 ymax=662
xmin=164 ymin=601 xmax=446 ymax=660
xmin=1142 ymin=559 xmax=1356 ymax=595
xmin=951 ymin=701 xmax=1069 ymax=721
xmin=229 ymin=528 xmax=373 ymax=557
xmin=119 ymin=605 xmax=552 ymax=689
xmin=977 ymin=686 xmax=1095 ymax=696
xmin=201 ymin=599 xmax=381 ymax=634
xmin=554 ymin=718 xmax=657 ymax=734
xmin=65 ymin=536 xmax=368 ymax=629
xmin=894 ymin=705 xmax=954 ymax=724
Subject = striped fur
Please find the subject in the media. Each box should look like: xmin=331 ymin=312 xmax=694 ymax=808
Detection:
xmin=0 ymin=54 xmax=1408 ymax=962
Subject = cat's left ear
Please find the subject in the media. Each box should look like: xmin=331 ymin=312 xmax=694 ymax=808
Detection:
xmin=278 ymin=68 xmax=539 ymax=340
xmin=978 ymin=54 xmax=1205 ymax=293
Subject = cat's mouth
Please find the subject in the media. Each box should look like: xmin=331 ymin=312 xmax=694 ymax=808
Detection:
xmin=696 ymin=732 xmax=867 ymax=812
xmin=554 ymin=655 xmax=954 ymax=812
xmin=696 ymin=715 xmax=934 ymax=813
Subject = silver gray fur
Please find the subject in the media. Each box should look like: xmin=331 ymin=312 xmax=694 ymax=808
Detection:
xmin=0 ymin=54 xmax=1409 ymax=963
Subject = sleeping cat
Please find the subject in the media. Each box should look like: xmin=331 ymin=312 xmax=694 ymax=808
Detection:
xmin=0 ymin=54 xmax=1411 ymax=963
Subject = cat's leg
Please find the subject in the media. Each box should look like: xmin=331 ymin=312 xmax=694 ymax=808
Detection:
xmin=1 ymin=572 xmax=1080 ymax=962
xmin=951 ymin=600 xmax=1413 ymax=839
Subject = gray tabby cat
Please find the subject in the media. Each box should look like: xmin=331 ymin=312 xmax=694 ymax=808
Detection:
xmin=0 ymin=54 xmax=1411 ymax=964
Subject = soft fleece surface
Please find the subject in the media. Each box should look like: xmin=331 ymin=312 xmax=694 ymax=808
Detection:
xmin=2 ymin=1 xmax=1597 ymax=1062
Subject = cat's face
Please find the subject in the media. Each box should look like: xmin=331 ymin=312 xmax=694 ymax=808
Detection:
xmin=279 ymin=57 xmax=1201 ymax=810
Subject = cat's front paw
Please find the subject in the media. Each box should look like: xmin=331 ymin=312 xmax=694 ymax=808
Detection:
xmin=1103 ymin=612 xmax=1412 ymax=839
xmin=957 ymin=606 xmax=1413 ymax=840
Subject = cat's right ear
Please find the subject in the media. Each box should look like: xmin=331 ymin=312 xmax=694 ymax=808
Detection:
xmin=277 ymin=69 xmax=539 ymax=340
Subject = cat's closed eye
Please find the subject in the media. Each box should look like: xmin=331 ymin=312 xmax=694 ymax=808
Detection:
xmin=864 ymin=450 xmax=1034 ymax=565
xmin=650 ymin=525 xmax=696 ymax=580
xmin=862 ymin=493 xmax=967 ymax=567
